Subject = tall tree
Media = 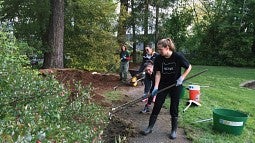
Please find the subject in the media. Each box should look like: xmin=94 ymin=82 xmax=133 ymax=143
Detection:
xmin=43 ymin=0 xmax=64 ymax=68
xmin=130 ymin=0 xmax=137 ymax=63
xmin=143 ymin=0 xmax=149 ymax=50
xmin=161 ymin=0 xmax=193 ymax=50
xmin=64 ymin=0 xmax=117 ymax=71
xmin=117 ymin=0 xmax=129 ymax=44
xmin=154 ymin=0 xmax=160 ymax=43
xmin=0 ymin=0 xmax=50 ymax=56
xmin=0 ymin=0 xmax=64 ymax=68
xmin=151 ymin=0 xmax=174 ymax=43
xmin=245 ymin=0 xmax=255 ymax=54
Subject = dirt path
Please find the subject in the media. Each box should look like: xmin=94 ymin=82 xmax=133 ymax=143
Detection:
xmin=114 ymin=85 xmax=191 ymax=143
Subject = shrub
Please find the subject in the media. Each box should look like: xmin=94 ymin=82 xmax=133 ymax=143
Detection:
xmin=0 ymin=30 xmax=108 ymax=142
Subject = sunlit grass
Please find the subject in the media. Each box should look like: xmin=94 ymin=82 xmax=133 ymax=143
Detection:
xmin=172 ymin=65 xmax=255 ymax=142
xmin=104 ymin=90 xmax=123 ymax=101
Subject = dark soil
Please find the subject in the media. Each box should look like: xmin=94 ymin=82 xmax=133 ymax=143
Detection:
xmin=39 ymin=68 xmax=122 ymax=107
xmin=102 ymin=116 xmax=139 ymax=143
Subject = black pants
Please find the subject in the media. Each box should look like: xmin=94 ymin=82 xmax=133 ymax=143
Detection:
xmin=151 ymin=85 xmax=182 ymax=117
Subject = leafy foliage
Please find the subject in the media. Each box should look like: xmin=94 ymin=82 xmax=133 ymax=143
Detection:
xmin=161 ymin=2 xmax=194 ymax=51
xmin=1 ymin=0 xmax=119 ymax=71
xmin=0 ymin=30 xmax=108 ymax=142
xmin=159 ymin=0 xmax=255 ymax=67
xmin=0 ymin=0 xmax=50 ymax=57
xmin=64 ymin=0 xmax=119 ymax=71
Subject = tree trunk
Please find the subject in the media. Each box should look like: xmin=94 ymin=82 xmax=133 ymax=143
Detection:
xmin=131 ymin=0 xmax=137 ymax=63
xmin=155 ymin=1 xmax=159 ymax=44
xmin=117 ymin=0 xmax=128 ymax=45
xmin=143 ymin=0 xmax=149 ymax=54
xmin=252 ymin=28 xmax=255 ymax=54
xmin=252 ymin=40 xmax=255 ymax=54
xmin=43 ymin=0 xmax=64 ymax=68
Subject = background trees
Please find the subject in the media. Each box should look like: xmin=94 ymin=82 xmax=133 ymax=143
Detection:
xmin=64 ymin=0 xmax=118 ymax=71
xmin=1 ymin=0 xmax=118 ymax=70
xmin=186 ymin=0 xmax=255 ymax=66
xmin=0 ymin=0 xmax=254 ymax=69
xmin=158 ymin=0 xmax=255 ymax=66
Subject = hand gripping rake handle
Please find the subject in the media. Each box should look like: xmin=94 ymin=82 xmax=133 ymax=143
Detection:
xmin=156 ymin=69 xmax=208 ymax=94
xmin=110 ymin=69 xmax=208 ymax=114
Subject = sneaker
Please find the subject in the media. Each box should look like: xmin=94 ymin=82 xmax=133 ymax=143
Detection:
xmin=140 ymin=104 xmax=150 ymax=113
xmin=140 ymin=106 xmax=150 ymax=114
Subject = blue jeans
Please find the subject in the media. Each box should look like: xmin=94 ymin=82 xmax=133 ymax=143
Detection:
xmin=119 ymin=61 xmax=129 ymax=81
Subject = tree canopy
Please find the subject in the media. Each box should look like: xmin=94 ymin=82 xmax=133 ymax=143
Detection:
xmin=0 ymin=0 xmax=254 ymax=68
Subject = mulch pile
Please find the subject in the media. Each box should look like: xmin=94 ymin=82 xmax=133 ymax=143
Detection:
xmin=39 ymin=68 xmax=121 ymax=107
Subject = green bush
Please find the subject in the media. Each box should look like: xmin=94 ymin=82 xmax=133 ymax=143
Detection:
xmin=0 ymin=30 xmax=108 ymax=142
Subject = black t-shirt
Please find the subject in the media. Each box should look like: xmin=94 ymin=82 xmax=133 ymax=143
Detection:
xmin=154 ymin=52 xmax=190 ymax=86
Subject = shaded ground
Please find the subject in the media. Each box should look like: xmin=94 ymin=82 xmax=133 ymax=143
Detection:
xmin=40 ymin=65 xmax=255 ymax=143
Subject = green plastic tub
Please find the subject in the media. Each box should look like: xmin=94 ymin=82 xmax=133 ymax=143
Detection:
xmin=213 ymin=108 xmax=248 ymax=135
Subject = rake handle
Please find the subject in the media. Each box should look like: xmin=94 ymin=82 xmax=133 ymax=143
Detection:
xmin=110 ymin=69 xmax=208 ymax=113
xmin=157 ymin=69 xmax=208 ymax=94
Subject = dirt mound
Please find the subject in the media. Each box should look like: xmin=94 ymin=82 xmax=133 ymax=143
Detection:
xmin=39 ymin=68 xmax=122 ymax=106
xmin=54 ymin=69 xmax=120 ymax=92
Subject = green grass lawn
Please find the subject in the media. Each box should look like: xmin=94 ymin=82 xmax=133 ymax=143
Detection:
xmin=172 ymin=65 xmax=255 ymax=143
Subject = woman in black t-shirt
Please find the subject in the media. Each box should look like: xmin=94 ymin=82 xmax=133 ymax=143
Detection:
xmin=141 ymin=38 xmax=192 ymax=140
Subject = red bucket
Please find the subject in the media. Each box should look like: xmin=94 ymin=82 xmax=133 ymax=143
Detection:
xmin=188 ymin=85 xmax=200 ymax=102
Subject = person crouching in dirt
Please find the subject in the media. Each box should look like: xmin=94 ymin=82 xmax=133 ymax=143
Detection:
xmin=140 ymin=38 xmax=192 ymax=140
xmin=137 ymin=45 xmax=159 ymax=101
xmin=119 ymin=44 xmax=131 ymax=83
xmin=139 ymin=60 xmax=155 ymax=113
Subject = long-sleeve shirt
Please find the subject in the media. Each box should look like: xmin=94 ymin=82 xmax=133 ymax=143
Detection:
xmin=120 ymin=51 xmax=130 ymax=62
